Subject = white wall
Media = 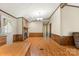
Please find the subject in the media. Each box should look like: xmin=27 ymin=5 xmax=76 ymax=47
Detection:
xmin=50 ymin=7 xmax=61 ymax=35
xmin=0 ymin=11 xmax=17 ymax=35
xmin=61 ymin=6 xmax=79 ymax=36
xmin=17 ymin=18 xmax=22 ymax=34
xmin=43 ymin=23 xmax=49 ymax=37
xmin=47 ymin=23 xmax=51 ymax=37
xmin=29 ymin=22 xmax=43 ymax=33
xmin=0 ymin=11 xmax=18 ymax=44
xmin=43 ymin=24 xmax=46 ymax=37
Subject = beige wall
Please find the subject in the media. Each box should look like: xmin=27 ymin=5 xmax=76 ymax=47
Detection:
xmin=29 ymin=22 xmax=43 ymax=33
xmin=50 ymin=7 xmax=61 ymax=35
xmin=61 ymin=6 xmax=79 ymax=36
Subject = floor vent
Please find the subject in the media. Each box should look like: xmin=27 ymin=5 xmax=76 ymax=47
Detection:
xmin=40 ymin=48 xmax=44 ymax=50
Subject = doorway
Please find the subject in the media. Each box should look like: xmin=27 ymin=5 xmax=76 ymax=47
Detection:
xmin=49 ymin=23 xmax=51 ymax=37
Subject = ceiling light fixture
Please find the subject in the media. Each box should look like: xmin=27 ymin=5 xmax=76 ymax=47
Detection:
xmin=37 ymin=18 xmax=43 ymax=21
xmin=36 ymin=11 xmax=43 ymax=21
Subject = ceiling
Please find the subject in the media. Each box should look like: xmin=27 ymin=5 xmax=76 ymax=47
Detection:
xmin=0 ymin=3 xmax=59 ymax=21
xmin=68 ymin=3 xmax=79 ymax=6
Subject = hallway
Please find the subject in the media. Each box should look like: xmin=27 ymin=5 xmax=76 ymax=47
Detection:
xmin=27 ymin=37 xmax=79 ymax=56
xmin=0 ymin=3 xmax=79 ymax=56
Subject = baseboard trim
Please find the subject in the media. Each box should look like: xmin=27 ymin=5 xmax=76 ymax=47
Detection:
xmin=13 ymin=34 xmax=23 ymax=42
xmin=0 ymin=36 xmax=6 ymax=46
xmin=51 ymin=34 xmax=75 ymax=46
xmin=29 ymin=33 xmax=43 ymax=37
xmin=51 ymin=34 xmax=61 ymax=44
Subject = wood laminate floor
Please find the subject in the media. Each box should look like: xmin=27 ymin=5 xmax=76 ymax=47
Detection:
xmin=27 ymin=37 xmax=79 ymax=56
xmin=0 ymin=37 xmax=79 ymax=56
xmin=0 ymin=39 xmax=31 ymax=56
